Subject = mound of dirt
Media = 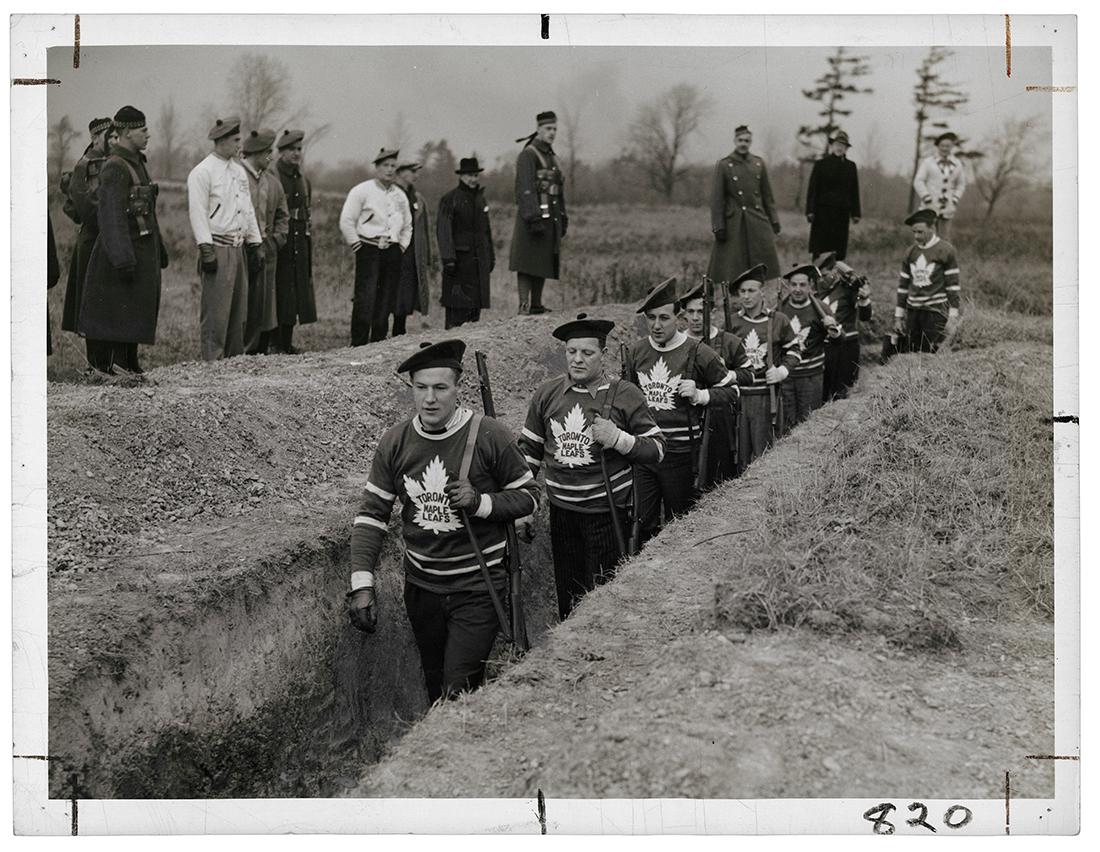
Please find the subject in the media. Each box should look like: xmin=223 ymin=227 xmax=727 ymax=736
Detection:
xmin=356 ymin=343 xmax=1055 ymax=800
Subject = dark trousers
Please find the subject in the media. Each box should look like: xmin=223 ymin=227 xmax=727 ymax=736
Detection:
xmin=87 ymin=340 xmax=140 ymax=374
xmin=403 ymin=581 xmax=501 ymax=704
xmin=275 ymin=324 xmax=296 ymax=353
xmin=636 ymin=452 xmax=697 ymax=545
xmin=548 ymin=505 xmax=622 ymax=621
xmin=517 ymin=272 xmax=546 ymax=311
xmin=392 ymin=314 xmax=407 ymax=336
xmin=823 ymin=338 xmax=861 ymax=401
xmin=445 ymin=306 xmax=482 ymax=330
xmin=739 ymin=391 xmax=779 ymax=469
xmin=905 ymin=309 xmax=948 ymax=353
xmin=701 ymin=404 xmax=739 ymax=487
xmin=351 ymin=244 xmax=402 ymax=346
xmin=780 ymin=370 xmax=824 ymax=432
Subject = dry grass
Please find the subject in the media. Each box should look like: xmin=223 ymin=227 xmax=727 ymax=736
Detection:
xmin=714 ymin=342 xmax=1054 ymax=647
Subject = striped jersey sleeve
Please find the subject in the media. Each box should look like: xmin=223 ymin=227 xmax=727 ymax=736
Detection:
xmin=773 ymin=312 xmax=802 ymax=372
xmin=349 ymin=426 xmax=402 ymax=590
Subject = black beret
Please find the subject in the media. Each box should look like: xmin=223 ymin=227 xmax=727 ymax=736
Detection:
xmin=373 ymin=147 xmax=399 ymax=165
xmin=552 ymin=313 xmax=615 ymax=344
xmin=812 ymin=251 xmax=838 ymax=271
xmin=904 ymin=208 xmax=938 ymax=227
xmin=89 ymin=117 xmax=113 ymax=135
xmin=636 ymin=277 xmax=680 ymax=314
xmin=278 ymin=129 xmax=305 ymax=149
xmin=112 ymin=105 xmax=146 ymax=130
xmin=782 ymin=262 xmax=819 ymax=282
xmin=729 ymin=263 xmax=768 ymax=292
xmin=934 ymin=131 xmax=958 ymax=146
xmin=208 ymin=116 xmax=241 ymax=141
xmin=242 ymin=128 xmax=276 ymax=154
xmin=397 ymin=339 xmax=466 ymax=376
xmin=537 ymin=111 xmax=557 ymax=125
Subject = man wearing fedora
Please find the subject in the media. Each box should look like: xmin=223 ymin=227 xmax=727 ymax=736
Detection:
xmin=339 ymin=148 xmax=412 ymax=345
xmin=393 ymin=159 xmax=436 ymax=336
xmin=241 ymin=129 xmax=289 ymax=355
xmin=913 ymin=131 xmax=968 ymax=239
xmin=437 ymin=157 xmax=494 ymax=330
xmin=272 ymin=129 xmax=316 ymax=355
xmin=805 ymin=130 xmax=861 ymax=261
xmin=508 ymin=111 xmax=567 ymax=315
xmin=187 ymin=115 xmax=264 ymax=361
xmin=896 ymin=208 xmax=961 ymax=353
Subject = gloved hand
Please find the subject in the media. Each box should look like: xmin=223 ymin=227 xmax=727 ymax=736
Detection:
xmin=247 ymin=243 xmax=265 ymax=270
xmin=893 ymin=309 xmax=907 ymax=336
xmin=159 ymin=242 xmax=170 ymax=270
xmin=117 ymin=265 xmax=136 ymax=285
xmin=443 ymin=260 xmax=457 ymax=275
xmin=527 ymin=219 xmax=546 ymax=235
xmin=199 ymin=243 xmax=218 ymax=275
xmin=444 ymin=479 xmax=480 ymax=512
xmin=822 ymin=315 xmax=841 ymax=339
xmin=713 ymin=228 xmax=727 ymax=244
xmin=590 ymin=415 xmax=621 ymax=448
xmin=346 ymin=588 xmax=377 ymax=633
xmin=561 ymin=216 xmax=569 ymax=238
xmin=677 ymin=378 xmax=706 ymax=404
xmin=806 ymin=213 xmax=815 ymax=223
xmin=765 ymin=365 xmax=788 ymax=384
xmin=771 ymin=221 xmax=782 ymax=236
xmin=515 ymin=516 xmax=536 ymax=543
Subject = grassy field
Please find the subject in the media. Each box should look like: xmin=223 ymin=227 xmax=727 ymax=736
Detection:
xmin=47 ymin=190 xmax=1052 ymax=381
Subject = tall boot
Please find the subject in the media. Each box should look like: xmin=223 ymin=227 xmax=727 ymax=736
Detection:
xmin=530 ymin=277 xmax=549 ymax=314
xmin=517 ymin=273 xmax=533 ymax=315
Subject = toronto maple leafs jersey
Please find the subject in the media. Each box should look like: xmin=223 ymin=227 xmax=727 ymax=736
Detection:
xmin=898 ymin=235 xmax=960 ymax=318
xmin=520 ymin=375 xmax=664 ymax=513
xmin=624 ymin=331 xmax=738 ymax=454
xmin=778 ymin=296 xmax=832 ymax=376
xmin=689 ymin=327 xmax=756 ymax=386
xmin=726 ymin=309 xmax=801 ymax=396
xmin=349 ymin=407 xmax=539 ymax=594
xmin=816 ymin=279 xmax=872 ymax=340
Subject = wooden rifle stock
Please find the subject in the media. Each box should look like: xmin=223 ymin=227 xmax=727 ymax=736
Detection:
xmin=695 ymin=276 xmax=715 ymax=492
xmin=619 ymin=341 xmax=641 ymax=556
xmin=473 ymin=350 xmax=529 ymax=652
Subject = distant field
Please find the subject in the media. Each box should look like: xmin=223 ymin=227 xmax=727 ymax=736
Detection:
xmin=47 ymin=190 xmax=1053 ymax=381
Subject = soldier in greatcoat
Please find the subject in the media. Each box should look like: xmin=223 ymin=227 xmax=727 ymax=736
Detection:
xmin=437 ymin=158 xmax=494 ymax=330
xmin=61 ymin=116 xmax=115 ymax=373
xmin=805 ymin=130 xmax=861 ymax=260
xmin=273 ymin=130 xmax=317 ymax=354
xmin=393 ymin=159 xmax=437 ymax=336
xmin=708 ymin=125 xmax=781 ymax=287
xmin=508 ymin=111 xmax=567 ymax=315
xmin=241 ymin=129 xmax=289 ymax=355
xmin=78 ymin=105 xmax=168 ymax=375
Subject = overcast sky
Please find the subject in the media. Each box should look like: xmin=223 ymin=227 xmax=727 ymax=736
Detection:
xmin=47 ymin=44 xmax=1052 ymax=176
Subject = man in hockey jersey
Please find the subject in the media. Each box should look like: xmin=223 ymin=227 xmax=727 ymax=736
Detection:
xmin=813 ymin=251 xmax=873 ymax=401
xmin=623 ymin=278 xmax=739 ymax=544
xmin=520 ymin=314 xmax=664 ymax=620
xmin=681 ymin=280 xmax=754 ymax=486
xmin=726 ymin=264 xmax=801 ymax=468
xmin=777 ymin=263 xmax=841 ymax=430
xmin=345 ymin=339 xmax=540 ymax=703
xmin=896 ymin=208 xmax=961 ymax=353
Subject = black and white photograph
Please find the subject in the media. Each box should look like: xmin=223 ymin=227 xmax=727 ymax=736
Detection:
xmin=9 ymin=10 xmax=1081 ymax=837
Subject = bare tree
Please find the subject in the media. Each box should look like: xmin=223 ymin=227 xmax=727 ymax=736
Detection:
xmin=154 ymin=98 xmax=184 ymax=181
xmin=228 ymin=53 xmax=293 ymax=131
xmin=386 ymin=111 xmax=412 ymax=153
xmin=48 ymin=114 xmax=80 ymax=187
xmin=971 ymin=117 xmax=1039 ymax=223
xmin=627 ymin=83 xmax=712 ymax=201
xmin=908 ymin=47 xmax=969 ymax=209
xmin=558 ymin=94 xmax=590 ymax=201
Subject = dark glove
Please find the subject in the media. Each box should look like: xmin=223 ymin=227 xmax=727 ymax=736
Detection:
xmin=561 ymin=216 xmax=569 ymax=238
xmin=527 ymin=219 xmax=546 ymax=235
xmin=443 ymin=479 xmax=481 ymax=512
xmin=771 ymin=221 xmax=781 ymax=236
xmin=346 ymin=588 xmax=377 ymax=634
xmin=713 ymin=228 xmax=727 ymax=244
xmin=199 ymin=243 xmax=217 ymax=275
xmin=159 ymin=242 xmax=169 ymax=270
xmin=247 ymin=243 xmax=265 ymax=270
xmin=443 ymin=260 xmax=457 ymax=275
xmin=116 ymin=265 xmax=136 ymax=285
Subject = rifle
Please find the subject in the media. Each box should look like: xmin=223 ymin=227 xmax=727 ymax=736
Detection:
xmin=620 ymin=340 xmax=642 ymax=556
xmin=473 ymin=351 xmax=529 ymax=652
xmin=721 ymin=280 xmax=733 ymax=332
xmin=695 ymin=276 xmax=715 ymax=492
xmin=765 ymin=309 xmax=779 ymax=443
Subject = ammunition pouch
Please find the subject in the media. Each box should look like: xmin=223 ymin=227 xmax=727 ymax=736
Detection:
xmin=128 ymin=184 xmax=157 ymax=237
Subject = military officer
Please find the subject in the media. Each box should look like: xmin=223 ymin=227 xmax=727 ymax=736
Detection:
xmin=437 ymin=157 xmax=494 ymax=330
xmin=273 ymin=129 xmax=317 ymax=354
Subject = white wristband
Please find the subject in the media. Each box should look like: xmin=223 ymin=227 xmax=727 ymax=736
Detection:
xmin=351 ymin=571 xmax=375 ymax=590
xmin=894 ymin=306 xmax=906 ymax=319
xmin=612 ymin=429 xmax=636 ymax=455
xmin=693 ymin=388 xmax=710 ymax=406
xmin=474 ymin=493 xmax=493 ymax=519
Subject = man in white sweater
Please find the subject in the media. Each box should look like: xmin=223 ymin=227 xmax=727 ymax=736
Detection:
xmin=339 ymin=148 xmax=412 ymax=345
xmin=187 ymin=116 xmax=263 ymax=360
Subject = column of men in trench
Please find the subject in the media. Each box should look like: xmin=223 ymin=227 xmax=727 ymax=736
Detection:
xmin=52 ymin=107 xmax=963 ymax=706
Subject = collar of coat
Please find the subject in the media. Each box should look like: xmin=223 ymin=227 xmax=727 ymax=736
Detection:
xmin=729 ymin=150 xmax=755 ymax=162
xmin=109 ymin=144 xmax=146 ymax=168
xmin=277 ymin=158 xmax=302 ymax=179
xmin=532 ymin=138 xmax=556 ymax=156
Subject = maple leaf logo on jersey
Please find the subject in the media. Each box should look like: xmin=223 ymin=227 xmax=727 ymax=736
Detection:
xmin=744 ymin=328 xmax=767 ymax=370
xmin=789 ymin=315 xmax=810 ymax=348
xmin=822 ymin=294 xmax=838 ymax=314
xmin=910 ymin=253 xmax=936 ymax=289
xmin=638 ymin=357 xmax=681 ymax=410
xmin=403 ymin=455 xmax=463 ymax=535
xmin=550 ymin=403 xmax=594 ymax=468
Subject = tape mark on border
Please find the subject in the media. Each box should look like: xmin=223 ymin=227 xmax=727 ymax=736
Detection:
xmin=74 ymin=14 xmax=81 ymax=68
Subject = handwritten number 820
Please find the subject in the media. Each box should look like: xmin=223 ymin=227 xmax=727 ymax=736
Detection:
xmin=862 ymin=802 xmax=974 ymax=834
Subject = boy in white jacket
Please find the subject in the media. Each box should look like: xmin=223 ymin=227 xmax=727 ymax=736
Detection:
xmin=912 ymin=131 xmax=967 ymax=239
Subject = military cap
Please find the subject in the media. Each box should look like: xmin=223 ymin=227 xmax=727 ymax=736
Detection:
xmin=782 ymin=262 xmax=820 ymax=282
xmin=813 ymin=251 xmax=838 ymax=271
xmin=734 ymin=124 xmax=752 ymax=136
xmin=679 ymin=279 xmax=716 ymax=305
xmin=830 ymin=130 xmax=851 ymax=146
xmin=636 ymin=277 xmax=680 ymax=314
xmin=277 ymin=129 xmax=305 ymax=149
xmin=729 ymin=263 xmax=768 ymax=292
xmin=112 ymin=105 xmax=147 ymax=130
xmin=552 ymin=313 xmax=615 ymax=345
xmin=396 ymin=160 xmax=422 ymax=173
xmin=537 ymin=111 xmax=557 ymax=126
xmin=89 ymin=117 xmax=113 ymax=136
xmin=934 ymin=131 xmax=958 ymax=146
xmin=242 ymin=128 xmax=276 ymax=155
xmin=455 ymin=157 xmax=484 ymax=175
xmin=373 ymin=147 xmax=399 ymax=165
xmin=904 ymin=208 xmax=938 ymax=227
xmin=208 ymin=116 xmax=241 ymax=141
xmin=396 ymin=339 xmax=467 ymax=376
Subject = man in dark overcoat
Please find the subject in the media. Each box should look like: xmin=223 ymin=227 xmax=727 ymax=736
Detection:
xmin=805 ymin=130 xmax=861 ymax=260
xmin=707 ymin=125 xmax=781 ymax=287
xmin=78 ymin=105 xmax=168 ymax=375
xmin=273 ymin=129 xmax=317 ymax=354
xmin=393 ymin=159 xmax=437 ymax=336
xmin=508 ymin=111 xmax=567 ymax=315
xmin=437 ymin=157 xmax=494 ymax=330
xmin=61 ymin=116 xmax=114 ymax=373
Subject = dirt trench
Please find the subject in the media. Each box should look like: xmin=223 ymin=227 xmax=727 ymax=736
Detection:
xmin=47 ymin=307 xmax=640 ymax=799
